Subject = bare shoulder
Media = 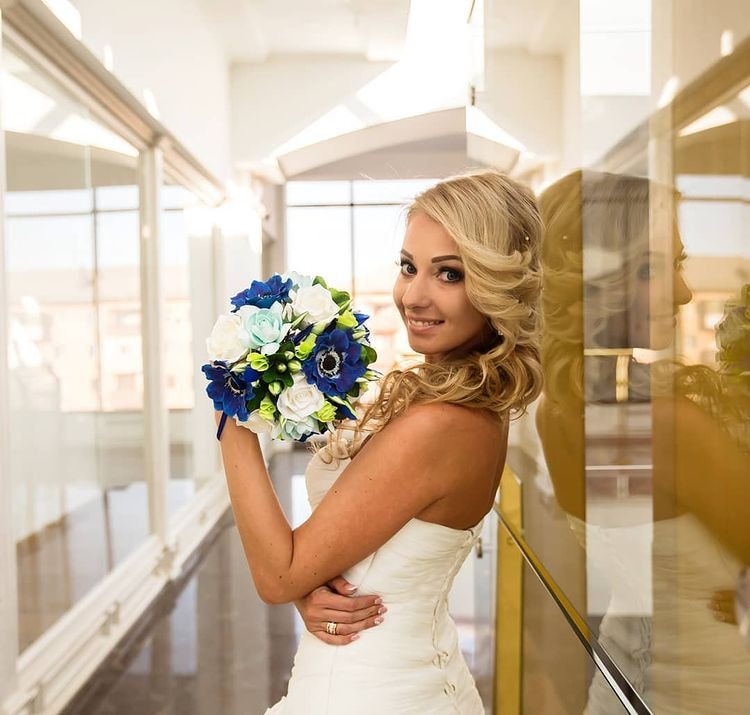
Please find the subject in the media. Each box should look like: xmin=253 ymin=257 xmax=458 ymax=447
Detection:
xmin=368 ymin=402 xmax=505 ymax=462
xmin=281 ymin=401 xmax=506 ymax=598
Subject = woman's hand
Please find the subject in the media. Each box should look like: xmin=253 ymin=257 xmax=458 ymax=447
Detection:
xmin=294 ymin=576 xmax=387 ymax=645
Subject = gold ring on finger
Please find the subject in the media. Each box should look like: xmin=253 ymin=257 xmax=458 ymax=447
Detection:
xmin=325 ymin=621 xmax=338 ymax=635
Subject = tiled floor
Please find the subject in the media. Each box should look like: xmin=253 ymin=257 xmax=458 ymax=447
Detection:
xmin=60 ymin=508 xmax=299 ymax=715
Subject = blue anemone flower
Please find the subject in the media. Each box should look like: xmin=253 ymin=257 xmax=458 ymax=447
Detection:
xmin=201 ymin=361 xmax=260 ymax=420
xmin=302 ymin=328 xmax=366 ymax=398
xmin=230 ymin=274 xmax=293 ymax=311
xmin=353 ymin=311 xmax=371 ymax=337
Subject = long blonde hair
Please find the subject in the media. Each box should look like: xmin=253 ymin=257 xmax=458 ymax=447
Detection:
xmin=319 ymin=169 xmax=545 ymax=461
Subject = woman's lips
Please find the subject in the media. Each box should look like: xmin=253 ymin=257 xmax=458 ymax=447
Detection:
xmin=407 ymin=317 xmax=444 ymax=334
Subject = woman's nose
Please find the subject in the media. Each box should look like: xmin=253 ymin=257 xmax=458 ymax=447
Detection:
xmin=402 ymin=274 xmax=432 ymax=309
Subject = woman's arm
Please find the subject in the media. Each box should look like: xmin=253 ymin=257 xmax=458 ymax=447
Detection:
xmin=216 ymin=402 xmax=489 ymax=605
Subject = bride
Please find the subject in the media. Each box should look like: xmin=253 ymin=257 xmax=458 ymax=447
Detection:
xmin=214 ymin=169 xmax=544 ymax=714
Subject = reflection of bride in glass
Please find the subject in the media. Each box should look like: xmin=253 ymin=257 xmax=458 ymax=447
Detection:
xmin=535 ymin=170 xmax=750 ymax=714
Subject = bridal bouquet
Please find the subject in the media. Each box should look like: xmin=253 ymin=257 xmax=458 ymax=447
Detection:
xmin=201 ymin=272 xmax=380 ymax=442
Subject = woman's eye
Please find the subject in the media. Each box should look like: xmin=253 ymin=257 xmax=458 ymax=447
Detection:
xmin=440 ymin=268 xmax=463 ymax=282
xmin=398 ymin=260 xmax=416 ymax=275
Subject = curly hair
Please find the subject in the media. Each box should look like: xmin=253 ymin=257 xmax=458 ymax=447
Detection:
xmin=318 ymin=169 xmax=545 ymax=461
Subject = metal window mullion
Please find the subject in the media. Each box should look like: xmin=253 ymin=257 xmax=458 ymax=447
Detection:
xmin=0 ymin=11 xmax=20 ymax=704
xmin=138 ymin=145 xmax=169 ymax=543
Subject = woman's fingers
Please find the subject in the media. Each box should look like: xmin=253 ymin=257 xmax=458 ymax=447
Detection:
xmin=315 ymin=631 xmax=360 ymax=646
xmin=320 ymin=602 xmax=385 ymax=625
xmin=319 ymin=612 xmax=385 ymax=637
xmin=315 ymin=588 xmax=381 ymax=614
xmin=327 ymin=576 xmax=358 ymax=595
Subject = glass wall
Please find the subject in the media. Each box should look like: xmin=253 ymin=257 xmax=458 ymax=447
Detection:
xmin=476 ymin=2 xmax=750 ymax=713
xmin=3 ymin=42 xmax=149 ymax=652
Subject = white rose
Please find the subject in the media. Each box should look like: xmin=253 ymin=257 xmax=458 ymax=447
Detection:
xmin=291 ymin=284 xmax=340 ymax=328
xmin=235 ymin=409 xmax=272 ymax=435
xmin=282 ymin=271 xmax=314 ymax=289
xmin=276 ymin=373 xmax=325 ymax=421
xmin=206 ymin=313 xmax=250 ymax=363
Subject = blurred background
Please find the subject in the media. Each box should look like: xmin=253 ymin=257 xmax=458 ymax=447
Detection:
xmin=0 ymin=1 xmax=748 ymax=713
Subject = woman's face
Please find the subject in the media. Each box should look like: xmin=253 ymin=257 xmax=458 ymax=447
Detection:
xmin=393 ymin=211 xmax=490 ymax=363
xmin=631 ymin=226 xmax=693 ymax=349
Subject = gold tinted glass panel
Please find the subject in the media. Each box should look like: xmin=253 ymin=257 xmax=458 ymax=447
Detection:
xmin=481 ymin=2 xmax=750 ymax=712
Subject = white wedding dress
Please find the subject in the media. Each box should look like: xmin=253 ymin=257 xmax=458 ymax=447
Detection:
xmin=264 ymin=445 xmax=486 ymax=714
xmin=567 ymin=512 xmax=750 ymax=714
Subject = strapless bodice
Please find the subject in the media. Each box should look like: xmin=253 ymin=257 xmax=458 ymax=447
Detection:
xmin=306 ymin=446 xmax=484 ymax=602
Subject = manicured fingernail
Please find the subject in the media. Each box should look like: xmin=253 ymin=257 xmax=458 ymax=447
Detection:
xmin=375 ymin=597 xmax=383 ymax=604
xmin=378 ymin=607 xmax=387 ymax=614
xmin=351 ymin=634 xmax=360 ymax=640
xmin=346 ymin=585 xmax=357 ymax=592
xmin=374 ymin=617 xmax=384 ymax=624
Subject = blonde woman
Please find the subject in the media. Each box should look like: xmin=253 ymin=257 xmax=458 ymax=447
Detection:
xmin=214 ymin=169 xmax=544 ymax=714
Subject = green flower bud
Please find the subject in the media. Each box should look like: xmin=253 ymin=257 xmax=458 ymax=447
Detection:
xmin=283 ymin=350 xmax=295 ymax=361
xmin=295 ymin=333 xmax=317 ymax=359
xmin=276 ymin=363 xmax=287 ymax=373
xmin=314 ymin=401 xmax=337 ymax=423
xmin=259 ymin=395 xmax=276 ymax=420
xmin=268 ymin=381 xmax=283 ymax=396
xmin=288 ymin=359 xmax=302 ymax=373
xmin=248 ymin=353 xmax=269 ymax=371
xmin=336 ymin=310 xmax=358 ymax=329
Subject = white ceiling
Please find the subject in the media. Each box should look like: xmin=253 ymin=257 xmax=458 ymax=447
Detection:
xmin=482 ymin=0 xmax=576 ymax=54
xmin=198 ymin=0 xmax=412 ymax=63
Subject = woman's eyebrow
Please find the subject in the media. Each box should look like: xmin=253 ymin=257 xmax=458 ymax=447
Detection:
xmin=431 ymin=254 xmax=462 ymax=262
xmin=400 ymin=249 xmax=462 ymax=263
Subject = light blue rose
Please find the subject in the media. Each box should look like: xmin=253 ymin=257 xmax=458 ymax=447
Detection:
xmin=237 ymin=301 xmax=290 ymax=356
xmin=272 ymin=415 xmax=320 ymax=441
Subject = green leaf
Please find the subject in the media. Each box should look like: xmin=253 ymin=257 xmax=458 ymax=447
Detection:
xmin=329 ymin=394 xmax=355 ymax=412
xmin=360 ymin=344 xmax=377 ymax=365
xmin=246 ymin=393 xmax=263 ymax=413
xmin=289 ymin=312 xmax=308 ymax=330
xmin=332 ymin=295 xmax=351 ymax=311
